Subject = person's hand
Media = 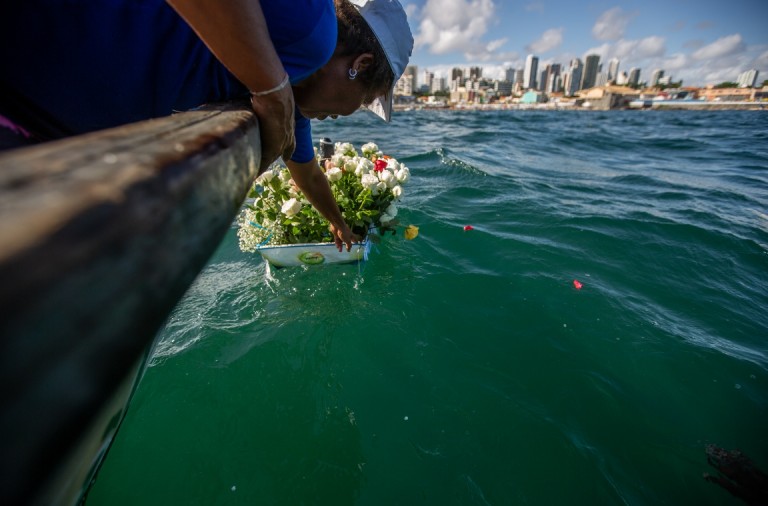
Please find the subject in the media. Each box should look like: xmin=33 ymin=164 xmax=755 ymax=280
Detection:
xmin=250 ymin=84 xmax=295 ymax=171
xmin=330 ymin=222 xmax=360 ymax=252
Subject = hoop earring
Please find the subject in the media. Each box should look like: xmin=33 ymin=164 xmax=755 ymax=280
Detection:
xmin=348 ymin=68 xmax=358 ymax=80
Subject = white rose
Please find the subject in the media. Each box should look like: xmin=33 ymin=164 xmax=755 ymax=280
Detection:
xmin=375 ymin=181 xmax=388 ymax=195
xmin=361 ymin=173 xmax=379 ymax=190
xmin=331 ymin=154 xmax=346 ymax=167
xmin=326 ymin=167 xmax=343 ymax=182
xmin=361 ymin=142 xmax=379 ymax=156
xmin=256 ymin=169 xmax=275 ymax=184
xmin=386 ymin=158 xmax=400 ymax=171
xmin=385 ymin=203 xmax=398 ymax=218
xmin=391 ymin=185 xmax=403 ymax=198
xmin=355 ymin=158 xmax=374 ymax=176
xmin=344 ymin=158 xmax=358 ymax=172
xmin=396 ymin=167 xmax=410 ymax=184
xmin=281 ymin=198 xmax=302 ymax=217
xmin=279 ymin=169 xmax=292 ymax=182
xmin=336 ymin=142 xmax=356 ymax=157
xmin=378 ymin=169 xmax=396 ymax=187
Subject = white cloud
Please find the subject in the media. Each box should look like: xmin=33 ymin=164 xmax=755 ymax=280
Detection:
xmin=691 ymin=34 xmax=746 ymax=60
xmin=486 ymin=38 xmax=507 ymax=52
xmin=466 ymin=39 xmax=511 ymax=62
xmin=526 ymin=28 xmax=564 ymax=54
xmin=635 ymin=36 xmax=667 ymax=58
xmin=756 ymin=49 xmax=768 ymax=67
xmin=582 ymin=43 xmax=611 ymax=60
xmin=584 ymin=36 xmax=666 ymax=63
xmin=662 ymin=53 xmax=689 ymax=71
xmin=403 ymin=2 xmax=419 ymax=18
xmin=592 ymin=7 xmax=633 ymax=41
xmin=415 ymin=0 xmax=499 ymax=59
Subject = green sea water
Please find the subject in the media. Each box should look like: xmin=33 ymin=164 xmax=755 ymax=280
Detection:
xmin=85 ymin=110 xmax=768 ymax=505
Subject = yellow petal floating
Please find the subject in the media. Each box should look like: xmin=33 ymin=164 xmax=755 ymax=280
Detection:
xmin=404 ymin=225 xmax=419 ymax=240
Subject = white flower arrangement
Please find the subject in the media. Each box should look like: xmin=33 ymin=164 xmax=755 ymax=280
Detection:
xmin=237 ymin=141 xmax=418 ymax=253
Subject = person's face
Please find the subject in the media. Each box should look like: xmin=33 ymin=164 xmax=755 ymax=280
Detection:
xmin=293 ymin=53 xmax=381 ymax=120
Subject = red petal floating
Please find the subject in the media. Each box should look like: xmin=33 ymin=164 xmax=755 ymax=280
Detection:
xmin=463 ymin=225 xmax=474 ymax=231
xmin=573 ymin=280 xmax=583 ymax=290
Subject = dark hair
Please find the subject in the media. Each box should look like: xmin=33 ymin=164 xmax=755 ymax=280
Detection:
xmin=334 ymin=0 xmax=395 ymax=101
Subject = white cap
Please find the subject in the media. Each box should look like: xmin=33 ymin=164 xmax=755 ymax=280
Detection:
xmin=349 ymin=0 xmax=414 ymax=122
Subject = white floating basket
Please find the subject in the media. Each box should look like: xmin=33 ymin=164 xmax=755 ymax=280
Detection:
xmin=256 ymin=235 xmax=373 ymax=267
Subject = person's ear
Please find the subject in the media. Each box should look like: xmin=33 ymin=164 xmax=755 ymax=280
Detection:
xmin=351 ymin=53 xmax=374 ymax=74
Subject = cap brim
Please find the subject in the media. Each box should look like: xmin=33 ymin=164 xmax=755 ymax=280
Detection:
xmin=365 ymin=87 xmax=393 ymax=122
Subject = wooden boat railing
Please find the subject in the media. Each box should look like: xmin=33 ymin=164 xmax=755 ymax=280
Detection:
xmin=0 ymin=103 xmax=260 ymax=505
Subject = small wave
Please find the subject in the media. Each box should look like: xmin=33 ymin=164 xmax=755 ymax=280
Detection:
xmin=150 ymin=259 xmax=270 ymax=364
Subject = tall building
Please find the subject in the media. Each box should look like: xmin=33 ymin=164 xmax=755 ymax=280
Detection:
xmin=451 ymin=67 xmax=464 ymax=88
xmin=394 ymin=72 xmax=413 ymax=95
xmin=514 ymin=69 xmax=524 ymax=86
xmin=431 ymin=76 xmax=446 ymax=93
xmin=564 ymin=58 xmax=583 ymax=96
xmin=403 ymin=65 xmax=418 ymax=92
xmin=607 ymin=58 xmax=620 ymax=83
xmin=581 ymin=54 xmax=600 ymax=90
xmin=504 ymin=67 xmax=516 ymax=83
xmin=423 ymin=70 xmax=434 ymax=92
xmin=596 ymin=72 xmax=608 ymax=87
xmin=468 ymin=66 xmax=482 ymax=80
xmin=651 ymin=69 xmax=664 ymax=86
xmin=738 ymin=69 xmax=760 ymax=88
xmin=628 ymin=67 xmax=641 ymax=87
xmin=543 ymin=63 xmax=561 ymax=93
xmin=523 ymin=54 xmax=539 ymax=90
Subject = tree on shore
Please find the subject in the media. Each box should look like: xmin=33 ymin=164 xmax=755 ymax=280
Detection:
xmin=415 ymin=89 xmax=449 ymax=98
xmin=657 ymin=80 xmax=683 ymax=90
xmin=714 ymin=81 xmax=739 ymax=89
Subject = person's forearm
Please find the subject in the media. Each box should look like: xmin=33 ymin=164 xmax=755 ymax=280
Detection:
xmin=285 ymin=159 xmax=346 ymax=229
xmin=166 ymin=0 xmax=287 ymax=92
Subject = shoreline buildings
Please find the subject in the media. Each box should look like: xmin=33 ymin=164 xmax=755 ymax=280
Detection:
xmin=395 ymin=54 xmax=763 ymax=106
xmin=394 ymin=53 xmax=763 ymax=110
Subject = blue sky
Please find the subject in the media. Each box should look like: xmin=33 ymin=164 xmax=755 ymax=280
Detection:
xmin=401 ymin=0 xmax=768 ymax=87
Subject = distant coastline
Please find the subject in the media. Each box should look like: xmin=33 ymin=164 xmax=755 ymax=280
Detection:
xmin=393 ymin=102 xmax=767 ymax=112
xmin=394 ymin=83 xmax=768 ymax=112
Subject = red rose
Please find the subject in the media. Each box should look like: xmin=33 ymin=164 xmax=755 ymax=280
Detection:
xmin=374 ymin=159 xmax=387 ymax=172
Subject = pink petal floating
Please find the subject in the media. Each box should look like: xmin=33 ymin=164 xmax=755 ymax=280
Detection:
xmin=463 ymin=225 xmax=474 ymax=231
xmin=573 ymin=280 xmax=583 ymax=290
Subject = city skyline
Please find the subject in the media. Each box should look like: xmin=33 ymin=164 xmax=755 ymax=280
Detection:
xmin=402 ymin=0 xmax=768 ymax=88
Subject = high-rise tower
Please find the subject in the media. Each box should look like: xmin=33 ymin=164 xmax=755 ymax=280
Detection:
xmin=565 ymin=58 xmax=583 ymax=96
xmin=581 ymin=54 xmax=600 ymax=90
xmin=607 ymin=58 xmax=620 ymax=83
xmin=523 ymin=54 xmax=539 ymax=90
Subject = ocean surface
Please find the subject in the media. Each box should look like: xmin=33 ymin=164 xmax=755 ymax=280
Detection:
xmin=86 ymin=110 xmax=768 ymax=505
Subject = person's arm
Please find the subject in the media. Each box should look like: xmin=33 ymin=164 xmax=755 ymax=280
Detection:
xmin=286 ymin=158 xmax=359 ymax=251
xmin=166 ymin=0 xmax=294 ymax=169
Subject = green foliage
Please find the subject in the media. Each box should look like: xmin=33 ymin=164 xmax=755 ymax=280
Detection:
xmin=657 ymin=80 xmax=683 ymax=90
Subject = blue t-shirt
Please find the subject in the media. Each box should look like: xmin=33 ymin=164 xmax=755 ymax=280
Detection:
xmin=0 ymin=0 xmax=335 ymax=163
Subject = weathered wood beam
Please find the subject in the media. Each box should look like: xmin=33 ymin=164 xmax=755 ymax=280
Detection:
xmin=0 ymin=103 xmax=260 ymax=504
